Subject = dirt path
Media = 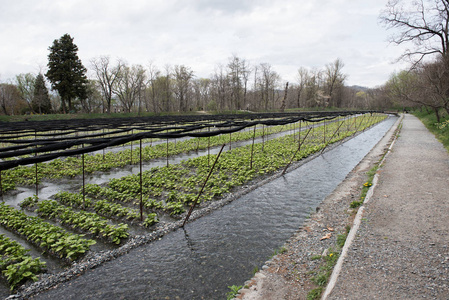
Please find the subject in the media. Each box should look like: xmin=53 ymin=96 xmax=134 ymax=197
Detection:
xmin=238 ymin=114 xmax=449 ymax=299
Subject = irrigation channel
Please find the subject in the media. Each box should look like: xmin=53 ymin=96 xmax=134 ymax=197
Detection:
xmin=4 ymin=115 xmax=397 ymax=300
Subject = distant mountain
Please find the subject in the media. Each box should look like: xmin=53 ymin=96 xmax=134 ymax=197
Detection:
xmin=348 ymin=85 xmax=370 ymax=92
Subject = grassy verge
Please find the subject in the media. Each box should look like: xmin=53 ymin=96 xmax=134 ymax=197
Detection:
xmin=307 ymin=115 xmax=402 ymax=299
xmin=413 ymin=110 xmax=449 ymax=152
xmin=307 ymin=227 xmax=350 ymax=300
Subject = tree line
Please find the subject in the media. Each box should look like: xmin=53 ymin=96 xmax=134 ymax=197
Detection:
xmin=5 ymin=1 xmax=449 ymax=118
xmin=0 ymin=33 xmax=389 ymax=116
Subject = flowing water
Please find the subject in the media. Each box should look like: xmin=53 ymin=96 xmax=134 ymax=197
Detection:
xmin=27 ymin=116 xmax=397 ymax=299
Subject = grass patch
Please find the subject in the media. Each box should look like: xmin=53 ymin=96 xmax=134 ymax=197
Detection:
xmin=350 ymin=164 xmax=378 ymax=208
xmin=413 ymin=109 xmax=449 ymax=152
xmin=307 ymin=247 xmax=340 ymax=299
xmin=307 ymin=287 xmax=323 ymax=300
xmin=306 ymin=227 xmax=350 ymax=299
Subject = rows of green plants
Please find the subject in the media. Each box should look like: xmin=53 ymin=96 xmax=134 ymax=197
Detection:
xmin=0 ymin=114 xmax=384 ymax=292
xmin=53 ymin=191 xmax=158 ymax=227
xmin=0 ymin=203 xmax=96 ymax=261
xmin=20 ymin=199 xmax=129 ymax=245
xmin=0 ymin=234 xmax=46 ymax=291
xmin=1 ymin=120 xmax=316 ymax=192
xmin=61 ymin=115 xmax=385 ymax=224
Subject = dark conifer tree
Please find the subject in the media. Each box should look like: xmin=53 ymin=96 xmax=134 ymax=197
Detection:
xmin=32 ymin=74 xmax=52 ymax=114
xmin=46 ymin=34 xmax=87 ymax=113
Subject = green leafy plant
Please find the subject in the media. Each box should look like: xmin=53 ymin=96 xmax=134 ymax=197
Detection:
xmin=0 ymin=234 xmax=46 ymax=290
xmin=0 ymin=203 xmax=96 ymax=261
xmin=19 ymin=194 xmax=39 ymax=209
xmin=226 ymin=285 xmax=242 ymax=300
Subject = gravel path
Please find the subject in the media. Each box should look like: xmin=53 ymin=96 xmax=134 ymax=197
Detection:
xmin=326 ymin=114 xmax=449 ymax=299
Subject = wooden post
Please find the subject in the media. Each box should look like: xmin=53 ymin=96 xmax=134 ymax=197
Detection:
xmin=166 ymin=138 xmax=169 ymax=167
xmin=250 ymin=125 xmax=256 ymax=169
xmin=0 ymin=171 xmax=3 ymax=202
xmin=140 ymin=139 xmax=143 ymax=221
xmin=34 ymin=131 xmax=38 ymax=197
xmin=82 ymin=145 xmax=86 ymax=210
xmin=130 ymin=129 xmax=133 ymax=165
xmin=182 ymin=144 xmax=226 ymax=227
xmin=280 ymin=82 xmax=288 ymax=112
xmin=208 ymin=127 xmax=211 ymax=167
xmin=262 ymin=124 xmax=265 ymax=152
xmin=323 ymin=118 xmax=326 ymax=144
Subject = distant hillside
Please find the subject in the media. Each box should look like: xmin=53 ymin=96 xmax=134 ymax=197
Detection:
xmin=348 ymin=85 xmax=370 ymax=92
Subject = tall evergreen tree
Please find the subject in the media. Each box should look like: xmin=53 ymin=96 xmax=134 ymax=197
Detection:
xmin=46 ymin=34 xmax=87 ymax=113
xmin=32 ymin=74 xmax=52 ymax=114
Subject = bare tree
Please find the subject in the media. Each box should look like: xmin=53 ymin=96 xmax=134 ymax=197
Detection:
xmin=304 ymin=69 xmax=323 ymax=107
xmin=257 ymin=63 xmax=280 ymax=110
xmin=91 ymin=56 xmax=123 ymax=113
xmin=324 ymin=58 xmax=347 ymax=107
xmin=211 ymin=64 xmax=229 ymax=111
xmin=227 ymin=55 xmax=251 ymax=110
xmin=296 ymin=67 xmax=309 ymax=108
xmin=80 ymin=80 xmax=103 ymax=113
xmin=420 ymin=56 xmax=449 ymax=116
xmin=146 ymin=62 xmax=160 ymax=112
xmin=192 ymin=78 xmax=211 ymax=111
xmin=0 ymin=83 xmax=23 ymax=115
xmin=113 ymin=64 xmax=146 ymax=113
xmin=173 ymin=65 xmax=194 ymax=112
xmin=380 ymin=0 xmax=449 ymax=63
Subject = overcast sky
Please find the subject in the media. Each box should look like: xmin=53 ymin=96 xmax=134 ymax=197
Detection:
xmin=0 ymin=0 xmax=410 ymax=88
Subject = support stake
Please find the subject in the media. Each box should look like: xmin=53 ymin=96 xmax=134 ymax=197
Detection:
xmin=34 ymin=131 xmax=38 ymax=197
xmin=208 ymin=127 xmax=211 ymax=167
xmin=0 ymin=171 xmax=3 ymax=202
xmin=282 ymin=127 xmax=312 ymax=175
xmin=130 ymin=129 xmax=133 ymax=164
xmin=182 ymin=144 xmax=226 ymax=227
xmin=250 ymin=125 xmax=256 ymax=169
xmin=166 ymin=138 xmax=169 ymax=167
xmin=82 ymin=145 xmax=86 ymax=210
xmin=140 ymin=139 xmax=144 ymax=221
xmin=320 ymin=120 xmax=345 ymax=154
